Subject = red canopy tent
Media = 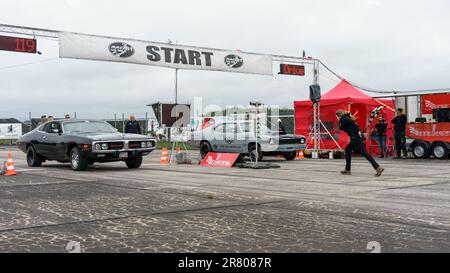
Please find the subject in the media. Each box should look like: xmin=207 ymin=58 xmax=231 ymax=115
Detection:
xmin=294 ymin=80 xmax=396 ymax=155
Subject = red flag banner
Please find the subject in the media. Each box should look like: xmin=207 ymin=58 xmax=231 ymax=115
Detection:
xmin=421 ymin=94 xmax=450 ymax=114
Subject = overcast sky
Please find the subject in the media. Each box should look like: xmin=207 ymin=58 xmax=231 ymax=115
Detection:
xmin=1 ymin=0 xmax=450 ymax=121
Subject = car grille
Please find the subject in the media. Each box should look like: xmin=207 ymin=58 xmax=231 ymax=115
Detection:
xmin=107 ymin=142 xmax=124 ymax=150
xmin=129 ymin=141 xmax=143 ymax=149
xmin=279 ymin=138 xmax=304 ymax=145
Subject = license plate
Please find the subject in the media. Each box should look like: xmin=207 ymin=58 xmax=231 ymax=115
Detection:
xmin=119 ymin=152 xmax=128 ymax=158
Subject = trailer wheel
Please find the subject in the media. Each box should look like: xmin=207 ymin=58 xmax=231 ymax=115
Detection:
xmin=412 ymin=142 xmax=430 ymax=159
xmin=432 ymin=142 xmax=448 ymax=160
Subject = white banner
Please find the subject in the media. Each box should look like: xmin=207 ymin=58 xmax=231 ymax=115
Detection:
xmin=0 ymin=124 xmax=22 ymax=139
xmin=59 ymin=32 xmax=273 ymax=76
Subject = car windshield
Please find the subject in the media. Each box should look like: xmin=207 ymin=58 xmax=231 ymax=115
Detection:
xmin=63 ymin=121 xmax=117 ymax=134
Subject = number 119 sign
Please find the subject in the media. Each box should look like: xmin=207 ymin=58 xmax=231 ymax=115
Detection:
xmin=0 ymin=35 xmax=37 ymax=54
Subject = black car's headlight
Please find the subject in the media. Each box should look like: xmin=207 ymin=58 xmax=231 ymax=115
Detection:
xmin=147 ymin=141 xmax=153 ymax=148
xmin=94 ymin=143 xmax=101 ymax=150
xmin=101 ymin=143 xmax=108 ymax=150
xmin=141 ymin=141 xmax=147 ymax=148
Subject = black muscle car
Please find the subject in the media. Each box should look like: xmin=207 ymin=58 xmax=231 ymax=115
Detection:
xmin=17 ymin=119 xmax=156 ymax=171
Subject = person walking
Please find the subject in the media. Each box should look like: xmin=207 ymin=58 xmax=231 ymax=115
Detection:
xmin=125 ymin=115 xmax=142 ymax=134
xmin=391 ymin=108 xmax=407 ymax=159
xmin=336 ymin=109 xmax=384 ymax=176
xmin=375 ymin=116 xmax=387 ymax=158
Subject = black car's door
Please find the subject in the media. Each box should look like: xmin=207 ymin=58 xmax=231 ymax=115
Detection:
xmin=34 ymin=123 xmax=51 ymax=156
xmin=41 ymin=122 xmax=65 ymax=160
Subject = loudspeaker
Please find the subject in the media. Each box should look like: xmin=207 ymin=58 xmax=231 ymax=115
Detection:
xmin=415 ymin=117 xmax=426 ymax=123
xmin=309 ymin=84 xmax=321 ymax=103
xmin=433 ymin=108 xmax=450 ymax=122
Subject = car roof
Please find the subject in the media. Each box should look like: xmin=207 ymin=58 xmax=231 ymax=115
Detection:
xmin=60 ymin=119 xmax=108 ymax=123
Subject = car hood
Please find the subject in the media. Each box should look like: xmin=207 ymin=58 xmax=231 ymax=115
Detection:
xmin=68 ymin=132 xmax=153 ymax=141
xmin=268 ymin=133 xmax=305 ymax=139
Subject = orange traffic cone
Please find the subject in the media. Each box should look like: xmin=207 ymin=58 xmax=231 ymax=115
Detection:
xmin=160 ymin=147 xmax=169 ymax=165
xmin=5 ymin=152 xmax=16 ymax=176
xmin=296 ymin=150 xmax=305 ymax=159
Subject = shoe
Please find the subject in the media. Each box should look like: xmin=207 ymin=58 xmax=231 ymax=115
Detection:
xmin=402 ymin=156 xmax=407 ymax=159
xmin=375 ymin=166 xmax=384 ymax=177
xmin=340 ymin=170 xmax=351 ymax=175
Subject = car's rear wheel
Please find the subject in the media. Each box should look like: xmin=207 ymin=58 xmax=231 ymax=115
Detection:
xmin=283 ymin=151 xmax=297 ymax=161
xmin=70 ymin=147 xmax=88 ymax=171
xmin=26 ymin=145 xmax=43 ymax=167
xmin=200 ymin=141 xmax=212 ymax=159
xmin=432 ymin=143 xmax=448 ymax=160
xmin=126 ymin=156 xmax=143 ymax=168
xmin=249 ymin=144 xmax=264 ymax=162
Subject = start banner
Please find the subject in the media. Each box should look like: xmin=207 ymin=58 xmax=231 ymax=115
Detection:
xmin=421 ymin=94 xmax=450 ymax=114
xmin=200 ymin=152 xmax=244 ymax=168
xmin=0 ymin=123 xmax=22 ymax=139
xmin=59 ymin=32 xmax=273 ymax=76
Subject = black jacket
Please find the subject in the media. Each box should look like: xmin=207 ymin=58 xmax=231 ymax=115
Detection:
xmin=339 ymin=114 xmax=361 ymax=139
xmin=375 ymin=122 xmax=387 ymax=137
xmin=391 ymin=115 xmax=407 ymax=133
xmin=125 ymin=120 xmax=142 ymax=134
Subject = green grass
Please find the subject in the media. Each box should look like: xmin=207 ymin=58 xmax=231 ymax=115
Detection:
xmin=156 ymin=141 xmax=198 ymax=150
xmin=0 ymin=139 xmax=16 ymax=145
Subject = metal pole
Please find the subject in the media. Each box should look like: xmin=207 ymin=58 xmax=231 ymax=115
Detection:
xmin=255 ymin=105 xmax=259 ymax=164
xmin=114 ymin=113 xmax=117 ymax=129
xmin=74 ymin=112 xmax=77 ymax=119
xmin=312 ymin=60 xmax=320 ymax=158
xmin=28 ymin=112 xmax=32 ymax=131
xmin=122 ymin=113 xmax=125 ymax=133
xmin=145 ymin=112 xmax=148 ymax=135
xmin=417 ymin=96 xmax=422 ymax=118
xmin=174 ymin=68 xmax=178 ymax=104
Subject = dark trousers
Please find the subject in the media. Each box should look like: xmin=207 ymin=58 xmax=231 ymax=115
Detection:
xmin=345 ymin=137 xmax=379 ymax=171
xmin=394 ymin=131 xmax=407 ymax=157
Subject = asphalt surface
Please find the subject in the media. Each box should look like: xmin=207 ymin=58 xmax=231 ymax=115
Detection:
xmin=0 ymin=147 xmax=449 ymax=253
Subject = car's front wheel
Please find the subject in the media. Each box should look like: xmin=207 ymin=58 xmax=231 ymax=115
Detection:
xmin=70 ymin=146 xmax=88 ymax=171
xmin=283 ymin=151 xmax=297 ymax=161
xmin=26 ymin=145 xmax=43 ymax=167
xmin=200 ymin=141 xmax=212 ymax=159
xmin=126 ymin=156 xmax=143 ymax=168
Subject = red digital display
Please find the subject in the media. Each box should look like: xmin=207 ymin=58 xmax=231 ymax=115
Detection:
xmin=279 ymin=63 xmax=305 ymax=76
xmin=0 ymin=35 xmax=37 ymax=54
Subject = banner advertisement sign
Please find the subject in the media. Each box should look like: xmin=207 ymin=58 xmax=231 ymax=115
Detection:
xmin=59 ymin=32 xmax=273 ymax=76
xmin=200 ymin=152 xmax=243 ymax=168
xmin=0 ymin=123 xmax=22 ymax=139
xmin=421 ymin=94 xmax=450 ymax=114
xmin=406 ymin=123 xmax=450 ymax=143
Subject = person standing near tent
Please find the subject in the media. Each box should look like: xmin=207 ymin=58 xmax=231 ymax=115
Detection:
xmin=375 ymin=116 xmax=387 ymax=157
xmin=336 ymin=110 xmax=384 ymax=176
xmin=391 ymin=108 xmax=407 ymax=159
